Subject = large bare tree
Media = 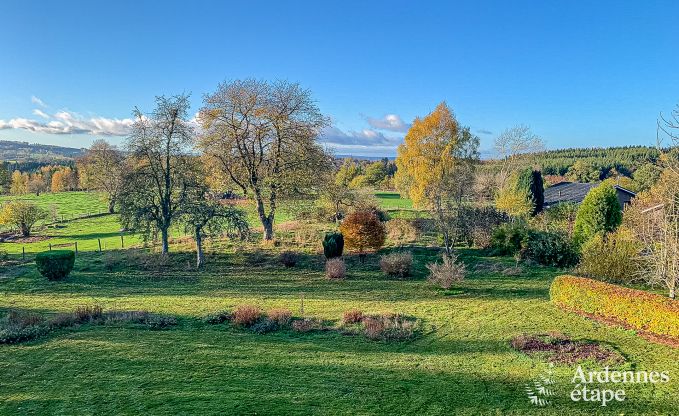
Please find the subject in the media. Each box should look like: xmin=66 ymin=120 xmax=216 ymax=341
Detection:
xmin=118 ymin=94 xmax=195 ymax=254
xmin=79 ymin=139 xmax=125 ymax=213
xmin=199 ymin=79 xmax=331 ymax=241
xmin=493 ymin=125 xmax=544 ymax=189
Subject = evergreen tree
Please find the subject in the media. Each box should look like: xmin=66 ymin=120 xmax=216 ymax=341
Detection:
xmin=573 ymin=182 xmax=622 ymax=244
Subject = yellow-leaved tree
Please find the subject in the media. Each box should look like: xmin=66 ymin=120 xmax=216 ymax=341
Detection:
xmin=395 ymin=102 xmax=479 ymax=255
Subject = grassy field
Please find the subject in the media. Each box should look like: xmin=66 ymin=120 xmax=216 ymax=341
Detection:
xmin=0 ymin=246 xmax=677 ymax=415
xmin=0 ymin=191 xmax=415 ymax=255
xmin=0 ymin=191 xmax=109 ymax=220
xmin=0 ymin=191 xmax=677 ymax=415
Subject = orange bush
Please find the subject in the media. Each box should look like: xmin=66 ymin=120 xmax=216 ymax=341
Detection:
xmin=550 ymin=275 xmax=679 ymax=340
xmin=339 ymin=211 xmax=386 ymax=255
xmin=232 ymin=305 xmax=262 ymax=327
xmin=342 ymin=309 xmax=364 ymax=324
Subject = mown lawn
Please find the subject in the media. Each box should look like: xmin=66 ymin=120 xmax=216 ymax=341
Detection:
xmin=0 ymin=247 xmax=677 ymax=415
xmin=0 ymin=191 xmax=109 ymax=220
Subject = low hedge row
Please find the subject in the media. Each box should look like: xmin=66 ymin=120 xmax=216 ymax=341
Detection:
xmin=550 ymin=275 xmax=679 ymax=340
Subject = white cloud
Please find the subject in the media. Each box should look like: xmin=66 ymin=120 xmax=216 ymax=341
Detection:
xmin=31 ymin=96 xmax=47 ymax=107
xmin=365 ymin=114 xmax=410 ymax=132
xmin=0 ymin=110 xmax=134 ymax=136
xmin=320 ymin=126 xmax=404 ymax=150
xmin=32 ymin=109 xmax=50 ymax=119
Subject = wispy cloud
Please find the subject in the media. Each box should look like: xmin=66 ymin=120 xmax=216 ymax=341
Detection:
xmin=0 ymin=110 xmax=134 ymax=136
xmin=32 ymin=109 xmax=50 ymax=119
xmin=31 ymin=96 xmax=47 ymax=108
xmin=320 ymin=126 xmax=404 ymax=147
xmin=365 ymin=114 xmax=410 ymax=132
xmin=477 ymin=128 xmax=493 ymax=135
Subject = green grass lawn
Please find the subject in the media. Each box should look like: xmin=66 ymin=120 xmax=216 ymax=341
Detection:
xmin=0 ymin=247 xmax=677 ymax=415
xmin=0 ymin=191 xmax=109 ymax=220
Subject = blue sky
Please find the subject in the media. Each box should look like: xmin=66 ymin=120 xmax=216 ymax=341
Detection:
xmin=1 ymin=0 xmax=678 ymax=156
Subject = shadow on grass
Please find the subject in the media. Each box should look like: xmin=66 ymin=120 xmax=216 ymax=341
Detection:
xmin=1 ymin=325 xmax=675 ymax=415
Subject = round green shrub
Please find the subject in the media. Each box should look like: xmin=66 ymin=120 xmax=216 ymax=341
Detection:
xmin=35 ymin=250 xmax=75 ymax=280
xmin=573 ymin=183 xmax=622 ymax=245
xmin=322 ymin=232 xmax=344 ymax=259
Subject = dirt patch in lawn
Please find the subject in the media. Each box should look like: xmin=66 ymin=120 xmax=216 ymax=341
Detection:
xmin=510 ymin=332 xmax=626 ymax=365
xmin=0 ymin=233 xmax=51 ymax=243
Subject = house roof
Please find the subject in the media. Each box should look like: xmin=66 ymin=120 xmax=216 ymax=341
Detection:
xmin=544 ymin=181 xmax=637 ymax=207
xmin=544 ymin=182 xmax=597 ymax=206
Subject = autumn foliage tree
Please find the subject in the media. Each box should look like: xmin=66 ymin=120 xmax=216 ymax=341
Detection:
xmin=0 ymin=201 xmax=47 ymax=237
xmin=339 ymin=210 xmax=386 ymax=259
xmin=394 ymin=102 xmax=479 ymax=256
xmin=79 ymin=139 xmax=125 ymax=213
xmin=199 ymin=79 xmax=331 ymax=241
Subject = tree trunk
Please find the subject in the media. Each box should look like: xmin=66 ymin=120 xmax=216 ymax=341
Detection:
xmin=108 ymin=198 xmax=115 ymax=214
xmin=254 ymin=193 xmax=274 ymax=241
xmin=195 ymin=226 xmax=204 ymax=268
xmin=160 ymin=226 xmax=169 ymax=254
xmin=20 ymin=222 xmax=29 ymax=237
xmin=262 ymin=218 xmax=274 ymax=241
xmin=670 ymin=285 xmax=676 ymax=300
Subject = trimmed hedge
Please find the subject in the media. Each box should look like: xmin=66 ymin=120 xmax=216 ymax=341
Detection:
xmin=550 ymin=275 xmax=679 ymax=340
xmin=35 ymin=250 xmax=75 ymax=280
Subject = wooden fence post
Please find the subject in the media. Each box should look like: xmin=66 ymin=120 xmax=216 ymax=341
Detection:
xmin=120 ymin=235 xmax=124 ymax=248
xmin=75 ymin=241 xmax=78 ymax=255
xmin=49 ymin=243 xmax=52 ymax=251
xmin=22 ymin=246 xmax=25 ymax=261
xmin=98 ymin=239 xmax=102 ymax=252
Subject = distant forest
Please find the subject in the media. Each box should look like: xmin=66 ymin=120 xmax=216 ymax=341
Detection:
xmin=482 ymin=145 xmax=664 ymax=181
xmin=0 ymin=140 xmax=83 ymax=162
xmin=0 ymin=139 xmax=666 ymax=183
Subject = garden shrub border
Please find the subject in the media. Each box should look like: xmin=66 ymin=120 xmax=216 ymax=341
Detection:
xmin=550 ymin=275 xmax=679 ymax=345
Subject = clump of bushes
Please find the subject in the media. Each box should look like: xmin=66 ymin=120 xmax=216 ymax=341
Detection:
xmin=279 ymin=251 xmax=299 ymax=268
xmin=362 ymin=313 xmax=421 ymax=342
xmin=0 ymin=311 xmax=48 ymax=344
xmin=74 ymin=304 xmax=104 ymax=323
xmin=232 ymin=305 xmax=262 ymax=327
xmin=426 ymin=254 xmax=466 ymax=289
xmin=203 ymin=310 xmax=231 ymax=324
xmin=35 ymin=250 xmax=75 ymax=280
xmin=325 ymin=258 xmax=346 ymax=279
xmin=250 ymin=318 xmax=280 ymax=334
xmin=521 ymin=230 xmax=579 ymax=268
xmin=490 ymin=223 xmax=579 ymax=268
xmin=292 ymin=317 xmax=323 ymax=333
xmin=379 ymin=251 xmax=413 ymax=278
xmin=457 ymin=206 xmax=509 ymax=248
xmin=577 ymin=228 xmax=642 ymax=283
xmin=267 ymin=308 xmax=292 ymax=326
xmin=550 ymin=275 xmax=679 ymax=340
xmin=490 ymin=223 xmax=528 ymax=256
xmin=343 ymin=309 xmax=364 ymax=324
xmin=322 ymin=232 xmax=344 ymax=259
xmin=385 ymin=219 xmax=418 ymax=245
xmin=0 ymin=306 xmax=179 ymax=345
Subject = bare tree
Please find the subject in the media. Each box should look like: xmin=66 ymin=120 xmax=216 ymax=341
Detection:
xmin=636 ymin=105 xmax=679 ymax=298
xmin=199 ymin=79 xmax=331 ymax=241
xmin=118 ymin=94 xmax=195 ymax=254
xmin=79 ymin=139 xmax=125 ymax=213
xmin=493 ymin=125 xmax=544 ymax=189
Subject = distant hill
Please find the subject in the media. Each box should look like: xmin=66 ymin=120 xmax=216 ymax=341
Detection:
xmin=0 ymin=140 xmax=84 ymax=162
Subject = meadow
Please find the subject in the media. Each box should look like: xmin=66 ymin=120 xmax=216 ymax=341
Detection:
xmin=0 ymin=192 xmax=677 ymax=415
